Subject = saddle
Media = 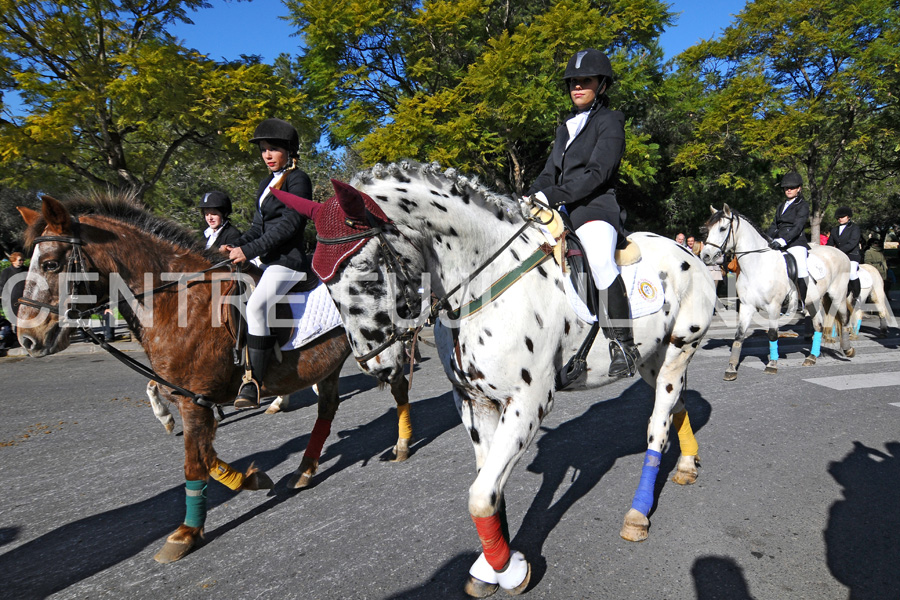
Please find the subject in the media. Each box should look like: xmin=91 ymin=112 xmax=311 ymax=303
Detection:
xmin=220 ymin=264 xmax=321 ymax=364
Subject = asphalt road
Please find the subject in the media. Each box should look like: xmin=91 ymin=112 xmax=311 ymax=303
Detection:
xmin=1 ymin=303 xmax=898 ymax=600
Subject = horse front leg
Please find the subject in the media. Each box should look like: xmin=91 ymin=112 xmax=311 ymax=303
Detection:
xmin=622 ymin=347 xmax=696 ymax=542
xmin=802 ymin=301 xmax=825 ymax=367
xmin=725 ymin=304 xmax=755 ymax=381
xmin=763 ymin=306 xmax=781 ymax=374
xmin=461 ymin=388 xmax=542 ymax=597
xmin=288 ymin=364 xmax=342 ymax=489
xmin=389 ymin=374 xmax=413 ymax=462
xmin=146 ymin=381 xmax=175 ymax=434
xmin=154 ymin=399 xmax=217 ymax=564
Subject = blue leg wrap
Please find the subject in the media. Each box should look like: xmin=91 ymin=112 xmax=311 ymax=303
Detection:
xmin=769 ymin=340 xmax=778 ymax=362
xmin=854 ymin=318 xmax=862 ymax=335
xmin=630 ymin=449 xmax=662 ymax=515
xmin=832 ymin=324 xmax=837 ymax=338
xmin=184 ymin=480 xmax=208 ymax=528
xmin=811 ymin=331 xmax=822 ymax=356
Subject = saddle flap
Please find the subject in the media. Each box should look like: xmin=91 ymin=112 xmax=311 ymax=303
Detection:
xmin=783 ymin=251 xmax=798 ymax=285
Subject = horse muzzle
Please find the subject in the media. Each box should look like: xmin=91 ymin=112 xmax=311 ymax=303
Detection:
xmin=18 ymin=323 xmax=71 ymax=358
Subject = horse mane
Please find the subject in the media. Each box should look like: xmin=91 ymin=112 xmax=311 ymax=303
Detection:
xmin=24 ymin=190 xmax=212 ymax=257
xmin=351 ymin=160 xmax=522 ymax=224
xmin=706 ymin=208 xmax=773 ymax=243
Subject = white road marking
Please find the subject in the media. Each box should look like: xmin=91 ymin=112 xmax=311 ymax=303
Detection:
xmin=804 ymin=372 xmax=900 ymax=390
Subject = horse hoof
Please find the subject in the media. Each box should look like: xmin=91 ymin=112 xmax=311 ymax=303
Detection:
xmin=153 ymin=538 xmax=195 ymax=564
xmin=264 ymin=404 xmax=281 ymax=414
xmin=844 ymin=347 xmax=856 ymax=358
xmin=764 ymin=361 xmax=777 ymax=374
xmin=802 ymin=356 xmax=817 ymax=367
xmin=723 ymin=369 xmax=737 ymax=382
xmin=620 ymin=508 xmax=649 ymax=542
xmin=288 ymin=471 xmax=313 ymax=489
xmin=503 ymin=561 xmax=531 ymax=596
xmin=392 ymin=438 xmax=410 ymax=462
xmin=245 ymin=471 xmax=274 ymax=491
xmin=672 ymin=455 xmax=699 ymax=485
xmin=464 ymin=576 xmax=499 ymax=598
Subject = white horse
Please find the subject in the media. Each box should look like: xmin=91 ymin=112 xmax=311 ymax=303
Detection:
xmin=274 ymin=162 xmax=716 ymax=595
xmin=700 ymin=205 xmax=854 ymax=381
xmin=852 ymin=264 xmax=896 ymax=337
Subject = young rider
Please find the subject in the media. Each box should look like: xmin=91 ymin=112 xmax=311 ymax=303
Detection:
xmin=767 ymin=172 xmax=810 ymax=308
xmin=200 ymin=191 xmax=242 ymax=249
xmin=826 ymin=206 xmax=862 ymax=303
xmin=224 ymin=118 xmax=315 ymax=409
xmin=527 ymin=48 xmax=638 ymax=377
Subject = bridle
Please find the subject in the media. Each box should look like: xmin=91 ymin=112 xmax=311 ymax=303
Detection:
xmin=19 ymin=221 xmax=233 ymax=410
xmin=703 ymin=212 xmax=775 ymax=265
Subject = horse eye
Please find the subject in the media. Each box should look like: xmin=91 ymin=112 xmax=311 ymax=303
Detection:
xmin=42 ymin=260 xmax=60 ymax=272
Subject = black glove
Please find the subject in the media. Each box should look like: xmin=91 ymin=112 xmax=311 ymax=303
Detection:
xmin=769 ymin=240 xmax=782 ymax=249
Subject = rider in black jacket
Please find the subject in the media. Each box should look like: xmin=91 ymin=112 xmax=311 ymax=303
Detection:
xmin=767 ymin=172 xmax=810 ymax=308
xmin=826 ymin=206 xmax=862 ymax=303
xmin=225 ymin=118 xmax=315 ymax=409
xmin=527 ymin=48 xmax=637 ymax=378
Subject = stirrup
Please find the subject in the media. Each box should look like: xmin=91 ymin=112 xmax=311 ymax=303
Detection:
xmin=234 ymin=371 xmax=260 ymax=410
xmin=608 ymin=339 xmax=638 ymax=378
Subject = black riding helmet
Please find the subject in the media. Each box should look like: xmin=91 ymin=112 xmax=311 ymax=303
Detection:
xmin=249 ymin=118 xmax=300 ymax=157
xmin=835 ymin=206 xmax=853 ymax=219
xmin=779 ymin=172 xmax=803 ymax=188
xmin=564 ymin=48 xmax=614 ymax=87
xmin=199 ymin=191 xmax=232 ymax=217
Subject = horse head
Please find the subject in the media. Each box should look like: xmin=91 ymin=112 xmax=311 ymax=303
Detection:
xmin=700 ymin=204 xmax=735 ymax=266
xmin=274 ymin=179 xmax=425 ymax=384
xmin=16 ymin=196 xmax=83 ymax=356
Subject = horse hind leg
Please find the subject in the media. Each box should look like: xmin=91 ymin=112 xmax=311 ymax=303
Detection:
xmin=146 ymin=381 xmax=176 ymax=434
xmin=288 ymin=364 xmax=343 ymax=489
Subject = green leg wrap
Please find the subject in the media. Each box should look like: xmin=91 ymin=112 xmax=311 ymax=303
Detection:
xmin=184 ymin=480 xmax=208 ymax=528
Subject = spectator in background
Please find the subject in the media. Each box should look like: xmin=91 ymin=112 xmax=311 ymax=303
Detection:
xmin=0 ymin=252 xmax=27 ymax=331
xmin=864 ymin=238 xmax=890 ymax=293
xmin=675 ymin=232 xmax=686 ymax=246
xmin=820 ymin=231 xmax=830 ymax=246
xmin=687 ymin=235 xmax=703 ymax=256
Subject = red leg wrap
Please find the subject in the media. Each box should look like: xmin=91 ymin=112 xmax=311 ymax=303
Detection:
xmin=304 ymin=418 xmax=332 ymax=460
xmin=472 ymin=513 xmax=511 ymax=571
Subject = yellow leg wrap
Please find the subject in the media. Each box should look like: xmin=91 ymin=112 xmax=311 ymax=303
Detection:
xmin=209 ymin=458 xmax=245 ymax=490
xmin=397 ymin=402 xmax=413 ymax=440
xmin=672 ymin=410 xmax=699 ymax=456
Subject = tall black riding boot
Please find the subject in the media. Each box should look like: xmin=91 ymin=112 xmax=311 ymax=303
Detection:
xmin=797 ymin=276 xmax=809 ymax=314
xmin=605 ymin=274 xmax=640 ymax=377
xmin=235 ymin=334 xmax=275 ymax=410
xmin=848 ymin=276 xmax=861 ymax=311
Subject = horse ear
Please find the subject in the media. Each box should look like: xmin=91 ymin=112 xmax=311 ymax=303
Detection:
xmin=723 ymin=203 xmax=732 ymax=217
xmin=330 ymin=179 xmax=367 ymax=221
xmin=269 ymin=188 xmax=320 ymax=222
xmin=17 ymin=206 xmax=40 ymax=226
xmin=709 ymin=205 xmax=717 ymax=215
xmin=40 ymin=195 xmax=71 ymax=234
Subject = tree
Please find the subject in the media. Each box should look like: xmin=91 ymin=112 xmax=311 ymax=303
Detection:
xmin=288 ymin=0 xmax=671 ymax=196
xmin=672 ymin=0 xmax=900 ymax=239
xmin=0 ymin=0 xmax=312 ymax=202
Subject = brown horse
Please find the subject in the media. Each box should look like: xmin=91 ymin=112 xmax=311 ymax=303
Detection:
xmin=15 ymin=193 xmax=413 ymax=563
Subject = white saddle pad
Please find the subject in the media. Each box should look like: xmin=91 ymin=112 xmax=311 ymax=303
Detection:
xmin=562 ymin=259 xmax=665 ymax=323
xmin=280 ymin=281 xmax=343 ymax=351
xmin=807 ymin=254 xmax=827 ymax=282
xmin=858 ymin=267 xmax=873 ymax=290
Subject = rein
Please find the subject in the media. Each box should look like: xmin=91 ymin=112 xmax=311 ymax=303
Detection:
xmin=21 ymin=227 xmax=235 ymax=410
xmin=704 ymin=214 xmax=776 ymax=266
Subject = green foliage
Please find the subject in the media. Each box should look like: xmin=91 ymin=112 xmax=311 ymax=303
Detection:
xmin=0 ymin=0 xmax=311 ymax=205
xmin=671 ymin=0 xmax=900 ymax=238
xmin=290 ymin=0 xmax=672 ymax=194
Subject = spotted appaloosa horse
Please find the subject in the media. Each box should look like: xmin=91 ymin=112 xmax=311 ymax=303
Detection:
xmin=15 ymin=193 xmax=413 ymax=563
xmin=700 ymin=205 xmax=854 ymax=381
xmin=275 ymin=162 xmax=716 ymax=595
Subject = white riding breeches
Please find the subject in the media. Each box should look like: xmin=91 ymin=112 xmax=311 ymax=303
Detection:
xmin=849 ymin=260 xmax=859 ymax=280
xmin=575 ymin=220 xmax=620 ymax=290
xmin=246 ymin=264 xmax=308 ymax=336
xmin=786 ymin=246 xmax=808 ymax=278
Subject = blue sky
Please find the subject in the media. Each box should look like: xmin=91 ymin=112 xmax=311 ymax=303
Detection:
xmin=171 ymin=0 xmax=748 ymax=63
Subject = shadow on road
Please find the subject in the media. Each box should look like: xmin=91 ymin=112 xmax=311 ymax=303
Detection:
xmin=692 ymin=555 xmax=755 ymax=599
xmin=0 ymin=386 xmax=459 ymax=599
xmin=825 ymin=440 xmax=900 ymax=598
xmin=515 ymin=379 xmax=712 ymax=588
